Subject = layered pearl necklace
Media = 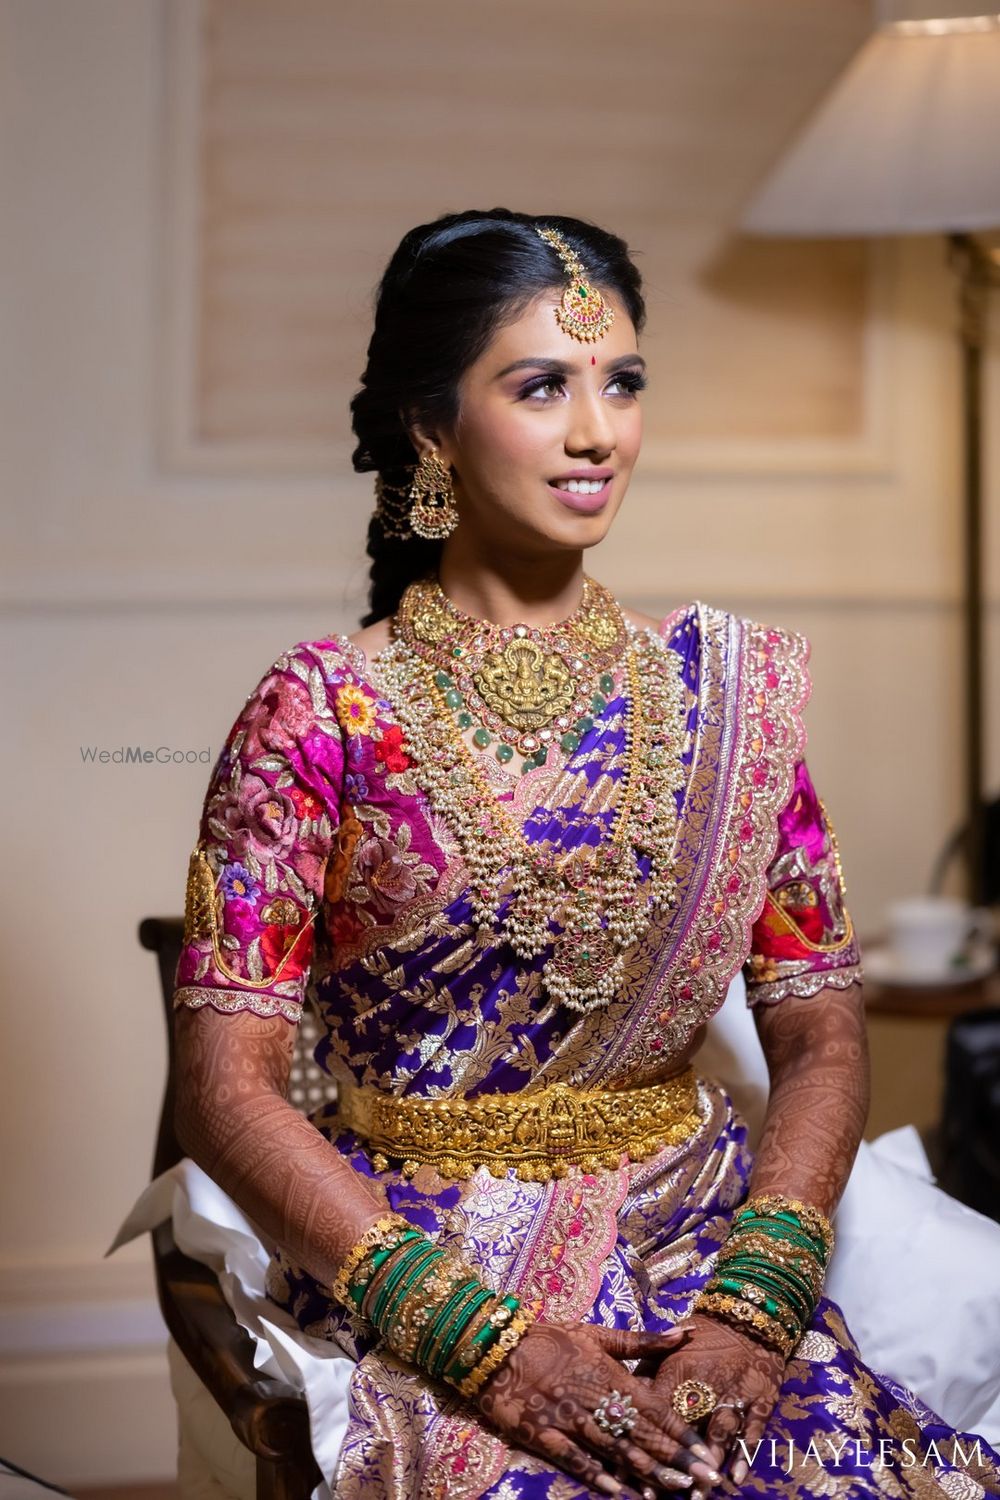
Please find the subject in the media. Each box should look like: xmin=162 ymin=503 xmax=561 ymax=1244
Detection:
xmin=374 ymin=578 xmax=687 ymax=1014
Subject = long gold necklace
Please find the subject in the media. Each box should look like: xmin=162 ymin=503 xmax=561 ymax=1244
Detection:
xmin=373 ymin=581 xmax=687 ymax=1014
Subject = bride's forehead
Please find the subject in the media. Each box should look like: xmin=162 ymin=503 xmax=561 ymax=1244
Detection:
xmin=473 ymin=294 xmax=640 ymax=370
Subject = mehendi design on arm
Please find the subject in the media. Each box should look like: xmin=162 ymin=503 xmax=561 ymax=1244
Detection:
xmin=749 ymin=981 xmax=870 ymax=1216
xmin=173 ymin=1008 xmax=388 ymax=1286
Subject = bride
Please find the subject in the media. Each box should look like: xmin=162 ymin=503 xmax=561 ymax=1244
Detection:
xmin=171 ymin=208 xmax=1000 ymax=1499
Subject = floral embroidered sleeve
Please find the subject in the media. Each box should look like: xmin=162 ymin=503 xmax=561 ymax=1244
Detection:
xmin=174 ymin=643 xmax=345 ymax=1024
xmin=743 ymin=758 xmax=863 ymax=1007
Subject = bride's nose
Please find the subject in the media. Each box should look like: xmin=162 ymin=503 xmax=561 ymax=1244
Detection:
xmin=564 ymin=390 xmax=616 ymax=459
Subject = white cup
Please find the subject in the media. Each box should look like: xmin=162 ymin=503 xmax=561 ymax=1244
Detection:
xmin=886 ymin=895 xmax=993 ymax=980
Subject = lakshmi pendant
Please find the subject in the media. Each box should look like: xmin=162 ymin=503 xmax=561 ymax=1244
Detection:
xmin=395 ymin=575 xmax=628 ymax=756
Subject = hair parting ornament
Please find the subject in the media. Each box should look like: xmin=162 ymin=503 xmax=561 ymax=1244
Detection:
xmin=534 ymin=225 xmax=616 ymax=343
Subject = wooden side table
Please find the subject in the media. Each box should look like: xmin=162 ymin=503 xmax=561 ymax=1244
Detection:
xmin=862 ymin=961 xmax=1000 ymax=1150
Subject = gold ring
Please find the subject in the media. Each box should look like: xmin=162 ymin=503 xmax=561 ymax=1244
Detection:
xmin=592 ymin=1389 xmax=639 ymax=1439
xmin=671 ymin=1378 xmax=718 ymax=1422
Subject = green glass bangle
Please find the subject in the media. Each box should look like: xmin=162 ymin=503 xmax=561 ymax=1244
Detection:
xmin=441 ymin=1290 xmax=499 ymax=1381
xmin=369 ymin=1239 xmax=437 ymax=1329
xmin=365 ymin=1236 xmax=431 ymax=1332
xmin=416 ymin=1276 xmax=484 ymax=1372
xmin=715 ymin=1265 xmax=811 ymax=1325
xmin=370 ymin=1245 xmax=439 ymax=1334
xmin=717 ymin=1258 xmax=815 ymax=1319
xmin=416 ymin=1275 xmax=479 ymax=1364
xmin=382 ymin=1247 xmax=445 ymax=1334
xmin=429 ymin=1282 xmax=490 ymax=1379
xmin=723 ymin=1239 xmax=826 ymax=1284
xmin=725 ymin=1252 xmax=817 ymax=1302
xmin=352 ymin=1229 xmax=425 ymax=1292
xmin=423 ymin=1284 xmax=486 ymax=1379
xmin=716 ymin=1276 xmax=775 ymax=1311
xmin=707 ymin=1278 xmax=803 ymax=1338
xmin=423 ymin=1279 xmax=482 ymax=1375
xmin=348 ymin=1230 xmax=426 ymax=1311
xmin=465 ymin=1295 xmax=521 ymax=1359
xmin=349 ymin=1229 xmax=424 ymax=1299
xmin=746 ymin=1266 xmax=816 ymax=1317
xmin=724 ymin=1229 xmax=826 ymax=1268
xmin=443 ymin=1294 xmax=522 ymax=1386
xmin=729 ymin=1219 xmax=825 ymax=1257
xmin=720 ymin=1252 xmax=824 ymax=1308
xmin=731 ymin=1214 xmax=828 ymax=1263
xmin=389 ymin=1257 xmax=472 ymax=1362
xmin=715 ymin=1277 xmax=795 ymax=1327
xmin=359 ymin=1239 xmax=422 ymax=1322
xmin=733 ymin=1206 xmax=823 ymax=1237
xmin=438 ymin=1286 xmax=494 ymax=1360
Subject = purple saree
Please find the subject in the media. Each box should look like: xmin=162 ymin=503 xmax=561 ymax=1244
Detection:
xmin=175 ymin=601 xmax=1000 ymax=1499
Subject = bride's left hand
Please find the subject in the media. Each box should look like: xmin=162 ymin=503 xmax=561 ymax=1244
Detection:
xmin=647 ymin=1314 xmax=786 ymax=1492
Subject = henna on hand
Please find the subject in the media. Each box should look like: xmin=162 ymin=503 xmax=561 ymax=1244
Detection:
xmin=476 ymin=1322 xmax=727 ymax=1495
xmin=651 ymin=1314 xmax=785 ymax=1482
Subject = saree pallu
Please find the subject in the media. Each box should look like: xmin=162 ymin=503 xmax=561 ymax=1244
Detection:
xmin=174 ymin=598 xmax=1000 ymax=1498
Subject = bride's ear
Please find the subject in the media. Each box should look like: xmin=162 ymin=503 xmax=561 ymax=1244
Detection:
xmin=401 ymin=409 xmax=453 ymax=468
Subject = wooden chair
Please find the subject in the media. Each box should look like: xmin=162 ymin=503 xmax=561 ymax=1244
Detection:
xmin=139 ymin=916 xmax=327 ymax=1500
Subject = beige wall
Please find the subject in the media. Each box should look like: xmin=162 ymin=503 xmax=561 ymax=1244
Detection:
xmin=1 ymin=0 xmax=998 ymax=1485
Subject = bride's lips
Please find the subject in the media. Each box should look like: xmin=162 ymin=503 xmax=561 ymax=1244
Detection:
xmin=547 ymin=473 xmax=614 ymax=514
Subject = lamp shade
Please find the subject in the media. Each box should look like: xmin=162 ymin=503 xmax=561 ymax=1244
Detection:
xmin=742 ymin=16 xmax=1000 ymax=236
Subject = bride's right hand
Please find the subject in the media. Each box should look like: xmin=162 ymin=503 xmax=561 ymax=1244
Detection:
xmin=474 ymin=1321 xmax=727 ymax=1498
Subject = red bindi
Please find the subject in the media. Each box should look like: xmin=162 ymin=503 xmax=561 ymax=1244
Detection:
xmin=591 ymin=355 xmax=596 ymax=365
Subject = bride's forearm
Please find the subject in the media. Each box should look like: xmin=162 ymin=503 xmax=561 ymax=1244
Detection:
xmin=173 ymin=1009 xmax=387 ymax=1287
xmin=748 ymin=985 xmax=870 ymax=1218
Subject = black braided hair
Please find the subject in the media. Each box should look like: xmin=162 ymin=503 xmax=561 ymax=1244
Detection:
xmin=351 ymin=208 xmax=646 ymax=627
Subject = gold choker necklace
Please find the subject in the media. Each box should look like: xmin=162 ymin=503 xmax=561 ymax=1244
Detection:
xmin=394 ymin=576 xmax=628 ymax=757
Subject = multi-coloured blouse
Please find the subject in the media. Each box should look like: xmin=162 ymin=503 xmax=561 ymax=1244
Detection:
xmin=174 ymin=599 xmax=863 ymax=1094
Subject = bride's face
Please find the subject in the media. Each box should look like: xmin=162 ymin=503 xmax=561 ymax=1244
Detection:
xmin=431 ymin=290 xmax=645 ymax=555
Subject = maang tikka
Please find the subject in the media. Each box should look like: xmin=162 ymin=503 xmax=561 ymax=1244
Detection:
xmin=535 ymin=226 xmax=615 ymax=343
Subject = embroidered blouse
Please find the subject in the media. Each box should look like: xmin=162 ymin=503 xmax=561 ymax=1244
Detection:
xmin=174 ymin=601 xmax=863 ymax=1091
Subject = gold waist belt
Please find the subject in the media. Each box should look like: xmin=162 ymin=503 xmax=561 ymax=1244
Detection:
xmin=336 ymin=1067 xmax=703 ymax=1182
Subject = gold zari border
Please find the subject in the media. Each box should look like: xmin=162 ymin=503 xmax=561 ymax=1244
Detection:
xmin=335 ymin=1068 xmax=702 ymax=1182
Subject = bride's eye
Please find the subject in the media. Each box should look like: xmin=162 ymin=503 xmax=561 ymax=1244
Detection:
xmin=520 ymin=375 xmax=566 ymax=401
xmin=606 ymin=369 xmax=647 ymax=398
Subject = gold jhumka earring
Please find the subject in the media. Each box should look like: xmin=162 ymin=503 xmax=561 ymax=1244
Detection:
xmin=408 ymin=449 xmax=458 ymax=539
xmin=374 ymin=450 xmax=458 ymax=542
xmin=534 ymin=225 xmax=615 ymax=343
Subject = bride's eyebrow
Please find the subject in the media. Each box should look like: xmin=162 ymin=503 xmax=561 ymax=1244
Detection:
xmin=494 ymin=357 xmax=573 ymax=379
xmin=493 ymin=354 xmax=646 ymax=380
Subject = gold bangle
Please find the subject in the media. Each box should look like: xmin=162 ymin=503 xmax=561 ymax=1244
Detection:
xmin=693 ymin=1291 xmax=797 ymax=1358
xmin=329 ymin=1212 xmax=412 ymax=1307
xmin=448 ymin=1295 xmax=504 ymax=1375
xmin=383 ymin=1250 xmax=482 ymax=1365
xmin=384 ymin=1254 xmax=457 ymax=1362
xmin=711 ymin=1279 xmax=803 ymax=1335
xmin=455 ymin=1307 xmax=536 ymax=1398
